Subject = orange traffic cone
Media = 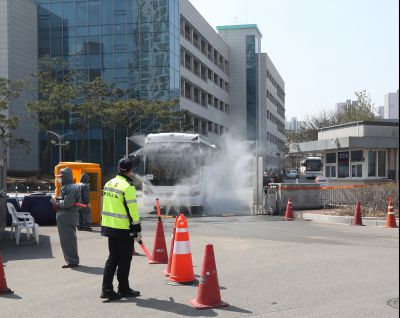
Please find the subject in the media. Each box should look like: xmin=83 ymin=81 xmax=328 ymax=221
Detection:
xmin=149 ymin=220 xmax=168 ymax=264
xmin=285 ymin=199 xmax=294 ymax=221
xmin=386 ymin=197 xmax=398 ymax=229
xmin=191 ymin=244 xmax=229 ymax=310
xmin=164 ymin=217 xmax=178 ymax=276
xmin=352 ymin=202 xmax=364 ymax=226
xmin=0 ymin=252 xmax=14 ymax=296
xmin=168 ymin=214 xmax=196 ymax=285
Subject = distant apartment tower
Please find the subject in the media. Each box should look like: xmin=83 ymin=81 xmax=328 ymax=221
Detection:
xmin=377 ymin=106 xmax=385 ymax=119
xmin=0 ymin=0 xmax=38 ymax=173
xmin=384 ymin=91 xmax=399 ymax=120
xmin=286 ymin=117 xmax=304 ymax=132
xmin=335 ymin=99 xmax=358 ymax=113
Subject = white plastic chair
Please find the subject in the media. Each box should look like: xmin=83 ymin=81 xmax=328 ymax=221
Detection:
xmin=7 ymin=203 xmax=40 ymax=246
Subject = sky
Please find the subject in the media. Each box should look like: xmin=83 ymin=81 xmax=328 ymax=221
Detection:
xmin=189 ymin=0 xmax=399 ymax=120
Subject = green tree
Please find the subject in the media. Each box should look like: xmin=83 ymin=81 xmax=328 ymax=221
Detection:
xmin=0 ymin=77 xmax=30 ymax=150
xmin=75 ymin=77 xmax=124 ymax=161
xmin=27 ymin=56 xmax=77 ymax=177
xmin=337 ymin=90 xmax=376 ymax=123
xmin=286 ymin=90 xmax=376 ymax=144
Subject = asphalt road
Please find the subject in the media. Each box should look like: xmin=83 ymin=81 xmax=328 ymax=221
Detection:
xmin=0 ymin=216 xmax=398 ymax=318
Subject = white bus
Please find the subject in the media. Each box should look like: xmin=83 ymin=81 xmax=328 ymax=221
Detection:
xmin=140 ymin=133 xmax=216 ymax=214
xmin=300 ymin=157 xmax=323 ymax=179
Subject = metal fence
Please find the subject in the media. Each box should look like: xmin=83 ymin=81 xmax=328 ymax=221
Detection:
xmin=321 ymin=183 xmax=399 ymax=216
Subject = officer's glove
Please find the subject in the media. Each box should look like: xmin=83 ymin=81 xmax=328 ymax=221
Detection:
xmin=133 ymin=232 xmax=142 ymax=243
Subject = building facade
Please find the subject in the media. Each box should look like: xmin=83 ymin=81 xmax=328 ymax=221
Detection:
xmin=335 ymin=99 xmax=357 ymax=114
xmin=289 ymin=120 xmax=399 ymax=181
xmin=384 ymin=90 xmax=399 ymax=120
xmin=217 ymin=24 xmax=286 ymax=171
xmin=3 ymin=0 xmax=285 ymax=175
xmin=0 ymin=0 xmax=38 ymax=173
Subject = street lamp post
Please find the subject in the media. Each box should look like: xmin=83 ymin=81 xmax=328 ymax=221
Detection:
xmin=47 ymin=131 xmax=74 ymax=163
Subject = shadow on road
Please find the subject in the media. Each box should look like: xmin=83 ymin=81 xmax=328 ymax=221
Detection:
xmin=103 ymin=297 xmax=253 ymax=317
xmin=0 ymin=293 xmax=23 ymax=300
xmin=0 ymin=230 xmax=54 ymax=262
xmin=71 ymin=265 xmax=104 ymax=276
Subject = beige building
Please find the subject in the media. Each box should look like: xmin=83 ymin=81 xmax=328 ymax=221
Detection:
xmin=289 ymin=120 xmax=399 ymax=181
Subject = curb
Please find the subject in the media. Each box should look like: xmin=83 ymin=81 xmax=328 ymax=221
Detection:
xmin=294 ymin=211 xmax=398 ymax=227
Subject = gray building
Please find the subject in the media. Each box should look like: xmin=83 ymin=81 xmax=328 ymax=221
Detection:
xmin=335 ymin=99 xmax=358 ymax=114
xmin=217 ymin=24 xmax=286 ymax=171
xmin=384 ymin=90 xmax=399 ymax=120
xmin=2 ymin=0 xmax=285 ymax=175
xmin=0 ymin=0 xmax=38 ymax=174
xmin=289 ymin=120 xmax=399 ymax=181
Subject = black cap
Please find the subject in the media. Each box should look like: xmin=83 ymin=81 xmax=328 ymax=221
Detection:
xmin=118 ymin=157 xmax=133 ymax=173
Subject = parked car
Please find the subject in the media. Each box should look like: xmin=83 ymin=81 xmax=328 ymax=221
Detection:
xmin=286 ymin=170 xmax=298 ymax=179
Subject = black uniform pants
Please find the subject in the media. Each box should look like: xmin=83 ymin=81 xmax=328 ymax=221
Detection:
xmin=102 ymin=236 xmax=134 ymax=292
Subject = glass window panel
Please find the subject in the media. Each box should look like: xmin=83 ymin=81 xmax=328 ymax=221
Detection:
xmin=38 ymin=4 xmax=50 ymax=17
xmin=115 ymin=14 xmax=127 ymax=24
xmin=127 ymin=0 xmax=139 ymax=23
xmin=114 ymin=0 xmax=127 ymax=11
xmin=127 ymin=24 xmax=139 ymax=33
xmin=338 ymin=151 xmax=349 ymax=178
xmin=154 ymin=51 xmax=168 ymax=66
xmin=76 ymin=1 xmax=88 ymax=26
xmin=89 ymin=55 xmax=101 ymax=69
xmin=89 ymin=26 xmax=101 ymax=36
xmin=114 ymin=34 xmax=126 ymax=47
xmin=51 ymin=37 xmax=63 ymax=56
xmin=368 ymin=151 xmax=376 ymax=177
xmin=103 ymin=69 xmax=113 ymax=83
xmin=378 ymin=151 xmax=386 ymax=177
xmin=102 ymin=35 xmax=113 ymax=53
xmin=114 ymin=23 xmax=127 ymax=34
xmin=50 ymin=3 xmax=63 ymax=28
xmin=114 ymin=68 xmax=127 ymax=77
xmin=114 ymin=53 xmax=127 ymax=68
xmin=103 ymin=53 xmax=114 ymax=68
xmin=76 ymin=26 xmax=88 ymax=36
xmin=154 ymin=22 xmax=168 ymax=32
xmin=102 ymin=0 xmax=113 ymax=25
xmin=102 ymin=25 xmax=114 ymax=35
xmin=89 ymin=69 xmax=101 ymax=81
xmin=331 ymin=166 xmax=336 ymax=178
xmin=154 ymin=32 xmax=169 ymax=51
xmin=127 ymin=33 xmax=139 ymax=51
xmin=326 ymin=153 xmax=336 ymax=164
xmin=88 ymin=0 xmax=101 ymax=25
xmin=154 ymin=90 xmax=169 ymax=101
xmin=127 ymin=52 xmax=139 ymax=66
xmin=351 ymin=150 xmax=363 ymax=162
xmin=63 ymin=2 xmax=74 ymax=26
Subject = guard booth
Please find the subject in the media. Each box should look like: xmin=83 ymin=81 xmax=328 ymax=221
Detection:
xmin=55 ymin=162 xmax=102 ymax=224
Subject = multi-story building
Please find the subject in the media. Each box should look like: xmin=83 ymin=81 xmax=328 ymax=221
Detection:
xmin=4 ymin=0 xmax=285 ymax=175
xmin=335 ymin=99 xmax=358 ymax=114
xmin=384 ymin=90 xmax=399 ymax=120
xmin=217 ymin=24 xmax=286 ymax=170
xmin=0 ymin=0 xmax=38 ymax=174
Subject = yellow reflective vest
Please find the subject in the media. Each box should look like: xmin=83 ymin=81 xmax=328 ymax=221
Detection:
xmin=101 ymin=175 xmax=140 ymax=231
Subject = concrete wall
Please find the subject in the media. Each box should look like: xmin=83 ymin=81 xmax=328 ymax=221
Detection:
xmin=0 ymin=0 xmax=39 ymax=173
xmin=319 ymin=122 xmax=399 ymax=140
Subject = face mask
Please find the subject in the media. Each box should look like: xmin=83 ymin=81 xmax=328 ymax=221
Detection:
xmin=57 ymin=178 xmax=63 ymax=184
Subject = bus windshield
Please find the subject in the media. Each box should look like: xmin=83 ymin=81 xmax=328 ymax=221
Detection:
xmin=306 ymin=160 xmax=322 ymax=172
xmin=144 ymin=144 xmax=199 ymax=186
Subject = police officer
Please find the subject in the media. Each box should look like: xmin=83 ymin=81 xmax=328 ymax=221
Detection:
xmin=51 ymin=167 xmax=81 ymax=268
xmin=100 ymin=158 xmax=142 ymax=300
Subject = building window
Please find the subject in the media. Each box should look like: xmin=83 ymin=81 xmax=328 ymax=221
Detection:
xmin=351 ymin=150 xmax=363 ymax=162
xmin=368 ymin=151 xmax=376 ymax=177
xmin=378 ymin=151 xmax=386 ymax=177
xmin=338 ymin=151 xmax=349 ymax=178
xmin=351 ymin=164 xmax=362 ymax=178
